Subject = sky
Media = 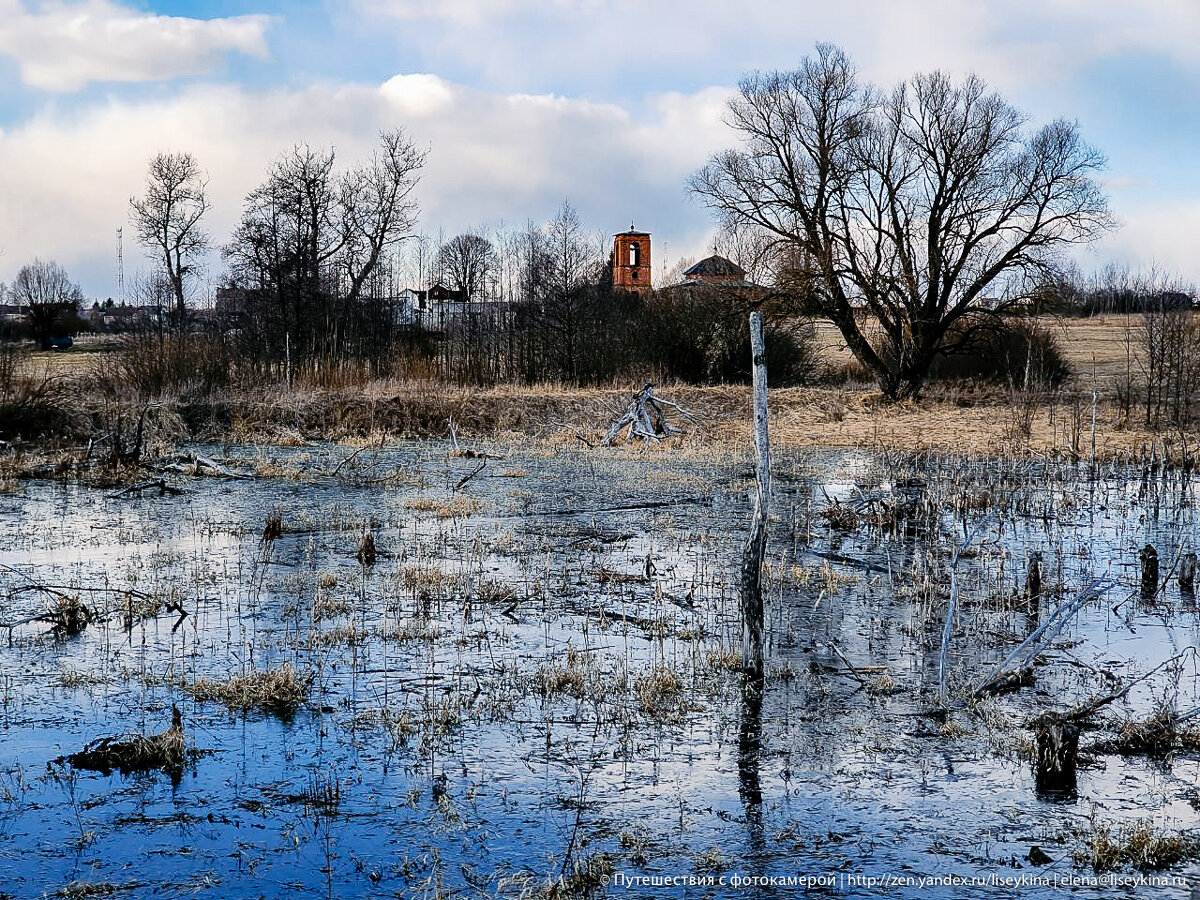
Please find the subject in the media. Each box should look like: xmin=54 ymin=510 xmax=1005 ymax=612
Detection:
xmin=2 ymin=0 xmax=1200 ymax=300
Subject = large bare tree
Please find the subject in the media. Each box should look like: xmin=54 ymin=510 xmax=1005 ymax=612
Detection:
xmin=130 ymin=152 xmax=210 ymax=326
xmin=691 ymin=44 xmax=1113 ymax=399
xmin=11 ymin=259 xmax=83 ymax=345
xmin=437 ymin=232 xmax=496 ymax=302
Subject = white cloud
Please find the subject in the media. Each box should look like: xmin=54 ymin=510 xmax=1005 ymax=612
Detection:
xmin=0 ymin=75 xmax=730 ymax=296
xmin=357 ymin=0 xmax=1200 ymax=97
xmin=0 ymin=0 xmax=271 ymax=91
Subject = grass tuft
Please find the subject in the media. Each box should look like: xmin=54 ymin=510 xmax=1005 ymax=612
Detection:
xmin=186 ymin=662 xmax=311 ymax=714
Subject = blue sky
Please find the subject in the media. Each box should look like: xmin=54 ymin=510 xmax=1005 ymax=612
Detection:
xmin=2 ymin=0 xmax=1200 ymax=298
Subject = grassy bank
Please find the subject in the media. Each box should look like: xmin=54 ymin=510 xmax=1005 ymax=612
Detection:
xmin=3 ymin=313 xmax=1198 ymax=466
xmin=3 ymin=374 xmax=1194 ymax=466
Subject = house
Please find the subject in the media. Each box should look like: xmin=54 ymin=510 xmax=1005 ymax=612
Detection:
xmin=87 ymin=302 xmax=156 ymax=332
xmin=409 ymin=283 xmax=467 ymax=329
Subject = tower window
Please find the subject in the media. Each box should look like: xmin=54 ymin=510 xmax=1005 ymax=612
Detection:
xmin=631 ymin=270 xmax=639 ymax=281
xmin=629 ymin=243 xmax=640 ymax=267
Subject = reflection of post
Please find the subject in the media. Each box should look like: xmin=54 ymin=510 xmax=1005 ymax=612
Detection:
xmin=741 ymin=311 xmax=770 ymax=680
xmin=738 ymin=680 xmax=764 ymax=838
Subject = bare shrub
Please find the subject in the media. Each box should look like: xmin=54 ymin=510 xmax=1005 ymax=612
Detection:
xmin=0 ymin=340 xmax=80 ymax=440
xmin=1138 ymin=301 xmax=1200 ymax=429
xmin=99 ymin=332 xmax=233 ymax=399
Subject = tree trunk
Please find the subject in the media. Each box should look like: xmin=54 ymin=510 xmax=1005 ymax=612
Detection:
xmin=1180 ymin=552 xmax=1197 ymax=596
xmin=740 ymin=311 xmax=770 ymax=680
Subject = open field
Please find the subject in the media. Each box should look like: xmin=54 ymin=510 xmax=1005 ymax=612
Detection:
xmin=8 ymin=314 xmax=1181 ymax=468
xmin=813 ymin=314 xmax=1141 ymax=389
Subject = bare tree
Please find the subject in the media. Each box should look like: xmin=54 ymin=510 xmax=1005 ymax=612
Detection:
xmin=224 ymin=130 xmax=424 ymax=364
xmin=437 ymin=232 xmax=496 ymax=302
xmin=539 ymin=201 xmax=605 ymax=381
xmin=691 ymin=44 xmax=1112 ymax=400
xmin=337 ymin=130 xmax=425 ymax=306
xmin=130 ymin=152 xmax=210 ymax=326
xmin=11 ymin=259 xmax=83 ymax=346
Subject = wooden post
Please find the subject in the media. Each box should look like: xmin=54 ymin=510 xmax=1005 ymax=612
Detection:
xmin=1180 ymin=552 xmax=1197 ymax=595
xmin=1025 ymin=550 xmax=1042 ymax=608
xmin=740 ymin=312 xmax=770 ymax=680
xmin=1140 ymin=544 xmax=1159 ymax=599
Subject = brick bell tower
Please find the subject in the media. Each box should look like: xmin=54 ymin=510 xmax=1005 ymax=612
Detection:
xmin=612 ymin=225 xmax=651 ymax=293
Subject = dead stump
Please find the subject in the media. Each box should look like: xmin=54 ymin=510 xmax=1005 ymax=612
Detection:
xmin=1034 ymin=720 xmax=1079 ymax=796
xmin=1140 ymin=544 xmax=1159 ymax=600
xmin=1025 ymin=550 xmax=1043 ymax=610
xmin=1180 ymin=552 xmax=1197 ymax=596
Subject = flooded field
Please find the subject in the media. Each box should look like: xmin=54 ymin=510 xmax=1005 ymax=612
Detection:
xmin=1 ymin=440 xmax=1199 ymax=898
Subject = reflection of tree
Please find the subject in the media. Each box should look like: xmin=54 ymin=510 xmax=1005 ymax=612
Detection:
xmin=738 ymin=678 xmax=764 ymax=846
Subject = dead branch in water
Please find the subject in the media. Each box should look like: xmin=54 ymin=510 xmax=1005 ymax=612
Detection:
xmin=58 ymin=705 xmax=186 ymax=780
xmin=974 ymin=576 xmax=1116 ymax=697
xmin=604 ymin=382 xmax=698 ymax=446
xmin=1026 ymin=647 xmax=1198 ymax=728
xmin=107 ymin=479 xmax=184 ymax=499
xmin=152 ymin=454 xmax=250 ymax=479
xmin=938 ymin=513 xmax=995 ymax=702
xmin=454 ymin=460 xmax=487 ymax=491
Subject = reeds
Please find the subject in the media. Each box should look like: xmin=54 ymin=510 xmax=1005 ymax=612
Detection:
xmin=185 ymin=662 xmax=311 ymax=714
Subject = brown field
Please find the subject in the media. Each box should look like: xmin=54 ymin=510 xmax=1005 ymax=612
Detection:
xmin=813 ymin=314 xmax=1140 ymax=389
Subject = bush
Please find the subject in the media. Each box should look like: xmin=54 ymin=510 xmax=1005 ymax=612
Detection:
xmin=638 ymin=286 xmax=819 ymax=386
xmin=98 ymin=331 xmax=234 ymax=399
xmin=0 ymin=340 xmax=79 ymax=440
xmin=931 ymin=319 xmax=1071 ymax=388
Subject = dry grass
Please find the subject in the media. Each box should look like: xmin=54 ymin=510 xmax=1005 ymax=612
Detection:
xmin=1100 ymin=707 xmax=1200 ymax=755
xmin=404 ymin=495 xmax=482 ymax=518
xmin=11 ymin=316 xmax=1199 ymax=466
xmin=536 ymin=648 xmax=590 ymax=698
xmin=635 ymin=666 xmax=684 ymax=718
xmin=1074 ymin=819 xmax=1199 ymax=872
xmin=185 ymin=662 xmax=311 ymax=714
xmin=61 ymin=706 xmax=185 ymax=778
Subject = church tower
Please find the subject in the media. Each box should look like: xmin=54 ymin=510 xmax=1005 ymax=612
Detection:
xmin=612 ymin=226 xmax=651 ymax=293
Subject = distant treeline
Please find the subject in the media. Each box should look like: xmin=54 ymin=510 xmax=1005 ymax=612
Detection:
xmin=1037 ymin=265 xmax=1198 ymax=317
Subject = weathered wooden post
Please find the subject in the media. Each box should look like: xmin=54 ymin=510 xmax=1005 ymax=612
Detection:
xmin=740 ymin=311 xmax=770 ymax=681
xmin=1140 ymin=544 xmax=1159 ymax=599
xmin=1180 ymin=552 xmax=1197 ymax=596
xmin=1025 ymin=550 xmax=1043 ymax=609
